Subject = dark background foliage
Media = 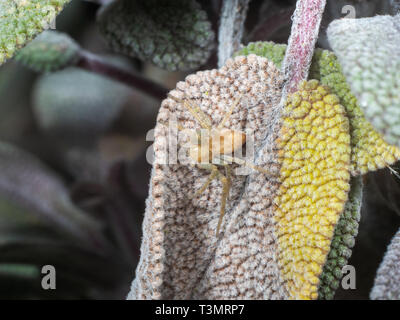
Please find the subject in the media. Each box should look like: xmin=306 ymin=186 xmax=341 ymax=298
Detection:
xmin=0 ymin=0 xmax=399 ymax=299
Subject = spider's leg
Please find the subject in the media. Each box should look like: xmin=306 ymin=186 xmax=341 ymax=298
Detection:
xmin=168 ymin=94 xmax=211 ymax=129
xmin=217 ymin=94 xmax=243 ymax=129
xmin=218 ymin=155 xmax=272 ymax=175
xmin=216 ymin=169 xmax=231 ymax=237
xmin=159 ymin=118 xmax=186 ymax=132
xmin=184 ymin=100 xmax=212 ymax=129
xmin=192 ymin=165 xmax=219 ymax=199
xmin=225 ymin=165 xmax=232 ymax=187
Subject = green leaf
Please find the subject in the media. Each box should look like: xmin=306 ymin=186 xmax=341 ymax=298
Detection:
xmin=327 ymin=15 xmax=400 ymax=147
xmin=318 ymin=176 xmax=363 ymax=300
xmin=97 ymin=0 xmax=215 ymax=71
xmin=0 ymin=0 xmax=72 ymax=66
xmin=32 ymin=67 xmax=132 ymax=142
xmin=15 ymin=30 xmax=80 ymax=72
xmin=235 ymin=42 xmax=368 ymax=300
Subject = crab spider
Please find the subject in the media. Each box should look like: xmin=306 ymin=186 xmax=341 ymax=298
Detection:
xmin=168 ymin=93 xmax=270 ymax=236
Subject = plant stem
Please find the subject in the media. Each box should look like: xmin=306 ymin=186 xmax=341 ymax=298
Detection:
xmin=77 ymin=51 xmax=169 ymax=101
xmin=218 ymin=0 xmax=250 ymax=68
xmin=281 ymin=0 xmax=326 ymax=97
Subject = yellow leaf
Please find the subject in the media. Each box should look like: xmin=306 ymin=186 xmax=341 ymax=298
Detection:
xmin=275 ymin=80 xmax=351 ymax=300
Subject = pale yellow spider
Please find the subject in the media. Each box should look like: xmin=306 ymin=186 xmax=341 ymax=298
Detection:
xmin=169 ymin=94 xmax=270 ymax=236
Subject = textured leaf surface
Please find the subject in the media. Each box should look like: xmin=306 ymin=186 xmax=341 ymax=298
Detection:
xmin=0 ymin=0 xmax=71 ymax=65
xmin=237 ymin=41 xmax=286 ymax=69
xmin=129 ymin=58 xmax=357 ymax=300
xmin=309 ymin=49 xmax=400 ymax=175
xmin=129 ymin=55 xmax=286 ymax=299
xmin=370 ymin=227 xmax=400 ymax=300
xmin=15 ymin=30 xmax=80 ymax=72
xmin=275 ymin=80 xmax=351 ymax=299
xmin=317 ymin=0 xmax=395 ymax=49
xmin=236 ymin=41 xmax=400 ymax=175
xmin=97 ymin=0 xmax=215 ymax=71
xmin=327 ymin=15 xmax=400 ymax=147
xmin=318 ymin=176 xmax=362 ymax=300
